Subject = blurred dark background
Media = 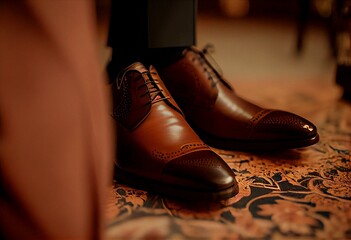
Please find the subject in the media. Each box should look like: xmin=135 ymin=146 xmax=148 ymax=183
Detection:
xmin=96 ymin=0 xmax=351 ymax=99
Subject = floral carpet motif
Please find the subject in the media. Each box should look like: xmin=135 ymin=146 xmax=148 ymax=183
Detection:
xmin=105 ymin=99 xmax=351 ymax=239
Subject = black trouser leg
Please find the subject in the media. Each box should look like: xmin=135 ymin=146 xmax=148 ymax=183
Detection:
xmin=107 ymin=0 xmax=197 ymax=74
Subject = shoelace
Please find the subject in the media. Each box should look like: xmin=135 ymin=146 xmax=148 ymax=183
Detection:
xmin=140 ymin=71 xmax=169 ymax=104
xmin=143 ymin=72 xmax=169 ymax=103
xmin=191 ymin=44 xmax=223 ymax=80
xmin=201 ymin=44 xmax=224 ymax=77
xmin=117 ymin=68 xmax=168 ymax=104
xmin=190 ymin=44 xmax=234 ymax=91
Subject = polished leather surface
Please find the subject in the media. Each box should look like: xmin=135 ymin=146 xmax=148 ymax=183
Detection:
xmin=111 ymin=62 xmax=238 ymax=199
xmin=159 ymin=47 xmax=319 ymax=150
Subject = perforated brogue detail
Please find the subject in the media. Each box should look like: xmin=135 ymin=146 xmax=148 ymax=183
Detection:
xmin=152 ymin=142 xmax=210 ymax=161
xmin=112 ymin=76 xmax=132 ymax=121
xmin=247 ymin=109 xmax=274 ymax=129
xmin=164 ymin=154 xmax=224 ymax=170
xmin=254 ymin=110 xmax=317 ymax=138
xmin=161 ymin=150 xmax=236 ymax=190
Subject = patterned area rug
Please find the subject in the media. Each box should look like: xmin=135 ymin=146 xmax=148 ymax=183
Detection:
xmin=105 ymin=80 xmax=351 ymax=239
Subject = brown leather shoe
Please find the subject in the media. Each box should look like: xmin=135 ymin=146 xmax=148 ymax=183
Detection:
xmin=158 ymin=47 xmax=319 ymax=151
xmin=111 ymin=62 xmax=238 ymax=200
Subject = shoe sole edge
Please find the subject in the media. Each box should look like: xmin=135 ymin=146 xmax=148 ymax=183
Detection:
xmin=192 ymin=124 xmax=320 ymax=151
xmin=114 ymin=166 xmax=239 ymax=201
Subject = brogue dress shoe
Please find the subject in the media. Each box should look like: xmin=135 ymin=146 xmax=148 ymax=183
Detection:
xmin=110 ymin=62 xmax=238 ymax=200
xmin=158 ymin=47 xmax=319 ymax=151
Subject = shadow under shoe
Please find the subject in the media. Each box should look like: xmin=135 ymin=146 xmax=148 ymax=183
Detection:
xmin=158 ymin=46 xmax=319 ymax=151
xmin=110 ymin=62 xmax=238 ymax=200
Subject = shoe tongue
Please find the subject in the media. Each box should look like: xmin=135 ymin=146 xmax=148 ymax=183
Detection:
xmin=126 ymin=62 xmax=148 ymax=73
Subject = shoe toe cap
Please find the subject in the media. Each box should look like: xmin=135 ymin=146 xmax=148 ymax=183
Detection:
xmin=254 ymin=110 xmax=318 ymax=140
xmin=161 ymin=150 xmax=237 ymax=193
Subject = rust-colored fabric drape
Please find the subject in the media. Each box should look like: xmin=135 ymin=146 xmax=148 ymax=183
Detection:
xmin=0 ymin=1 xmax=114 ymax=239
